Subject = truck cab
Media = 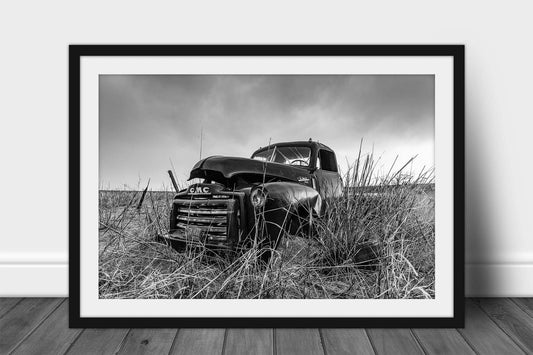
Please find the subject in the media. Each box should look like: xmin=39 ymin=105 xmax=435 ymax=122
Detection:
xmin=250 ymin=140 xmax=343 ymax=202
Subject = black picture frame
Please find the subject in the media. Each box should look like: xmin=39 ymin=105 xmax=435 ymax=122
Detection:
xmin=69 ymin=45 xmax=465 ymax=328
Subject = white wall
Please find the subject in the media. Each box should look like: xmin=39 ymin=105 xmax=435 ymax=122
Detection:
xmin=1 ymin=1 xmax=532 ymax=296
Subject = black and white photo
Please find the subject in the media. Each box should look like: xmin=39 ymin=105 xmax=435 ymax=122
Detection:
xmin=70 ymin=45 xmax=464 ymax=327
xmin=99 ymin=74 xmax=436 ymax=300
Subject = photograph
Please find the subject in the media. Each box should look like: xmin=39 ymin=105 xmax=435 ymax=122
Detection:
xmin=98 ymin=74 xmax=436 ymax=300
xmin=71 ymin=45 xmax=462 ymax=326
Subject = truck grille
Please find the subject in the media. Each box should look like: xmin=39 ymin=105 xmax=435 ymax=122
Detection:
xmin=173 ymin=198 xmax=235 ymax=241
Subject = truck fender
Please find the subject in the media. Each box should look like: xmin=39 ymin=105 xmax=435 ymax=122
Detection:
xmin=256 ymin=181 xmax=322 ymax=244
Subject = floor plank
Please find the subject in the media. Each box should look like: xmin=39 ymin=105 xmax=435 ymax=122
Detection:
xmin=276 ymin=329 xmax=324 ymax=355
xmin=477 ymin=298 xmax=533 ymax=354
xmin=412 ymin=328 xmax=475 ymax=355
xmin=321 ymin=329 xmax=375 ymax=355
xmin=11 ymin=300 xmax=82 ymax=355
xmin=0 ymin=298 xmax=63 ymax=354
xmin=458 ymin=299 xmax=525 ymax=355
xmin=170 ymin=329 xmax=225 ymax=355
xmin=66 ymin=328 xmax=130 ymax=354
xmin=224 ymin=329 xmax=272 ymax=355
xmin=2 ymin=297 xmax=533 ymax=355
xmin=117 ymin=328 xmax=177 ymax=355
xmin=366 ymin=329 xmax=423 ymax=355
xmin=513 ymin=298 xmax=533 ymax=318
xmin=0 ymin=298 xmax=21 ymax=318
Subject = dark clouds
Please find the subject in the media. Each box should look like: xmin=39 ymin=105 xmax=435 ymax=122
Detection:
xmin=99 ymin=75 xmax=434 ymax=189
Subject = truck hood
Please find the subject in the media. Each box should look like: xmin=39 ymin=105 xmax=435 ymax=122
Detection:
xmin=188 ymin=156 xmax=312 ymax=185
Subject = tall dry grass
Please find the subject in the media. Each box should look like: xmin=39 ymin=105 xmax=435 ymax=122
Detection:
xmin=98 ymin=151 xmax=434 ymax=299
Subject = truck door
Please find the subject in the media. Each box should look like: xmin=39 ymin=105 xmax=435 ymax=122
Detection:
xmin=314 ymin=149 xmax=343 ymax=200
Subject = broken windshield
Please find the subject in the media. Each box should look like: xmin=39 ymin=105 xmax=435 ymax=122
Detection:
xmin=252 ymin=146 xmax=312 ymax=167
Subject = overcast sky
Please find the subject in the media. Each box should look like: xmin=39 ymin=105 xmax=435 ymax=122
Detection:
xmin=99 ymin=75 xmax=434 ymax=190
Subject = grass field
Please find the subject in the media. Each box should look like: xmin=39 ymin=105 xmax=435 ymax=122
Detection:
xmin=98 ymin=154 xmax=435 ymax=300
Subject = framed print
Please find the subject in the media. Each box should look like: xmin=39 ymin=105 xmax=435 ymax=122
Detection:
xmin=69 ymin=45 xmax=464 ymax=327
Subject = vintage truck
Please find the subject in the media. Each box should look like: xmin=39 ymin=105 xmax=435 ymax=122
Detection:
xmin=159 ymin=140 xmax=343 ymax=258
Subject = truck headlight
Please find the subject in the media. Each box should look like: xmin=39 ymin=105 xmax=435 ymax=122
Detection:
xmin=250 ymin=188 xmax=267 ymax=209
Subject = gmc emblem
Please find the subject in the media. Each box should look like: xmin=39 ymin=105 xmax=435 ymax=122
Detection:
xmin=189 ymin=186 xmax=210 ymax=194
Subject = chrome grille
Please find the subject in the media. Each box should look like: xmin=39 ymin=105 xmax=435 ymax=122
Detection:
xmin=173 ymin=198 xmax=234 ymax=241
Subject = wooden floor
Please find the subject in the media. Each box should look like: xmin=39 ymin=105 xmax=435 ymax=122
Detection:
xmin=1 ymin=299 xmax=532 ymax=354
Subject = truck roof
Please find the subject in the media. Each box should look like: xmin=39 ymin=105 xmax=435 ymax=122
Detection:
xmin=252 ymin=140 xmax=334 ymax=155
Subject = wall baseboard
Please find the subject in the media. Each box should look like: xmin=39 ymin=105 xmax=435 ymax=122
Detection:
xmin=1 ymin=262 xmax=532 ymax=297
xmin=465 ymin=263 xmax=533 ymax=297
xmin=0 ymin=264 xmax=68 ymax=297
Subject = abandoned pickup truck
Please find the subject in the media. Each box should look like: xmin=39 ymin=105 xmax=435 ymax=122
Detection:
xmin=159 ymin=140 xmax=343 ymax=257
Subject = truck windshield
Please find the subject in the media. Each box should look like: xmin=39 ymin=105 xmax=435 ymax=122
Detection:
xmin=252 ymin=146 xmax=312 ymax=167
